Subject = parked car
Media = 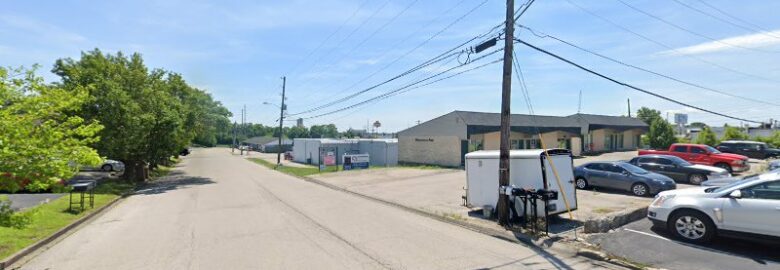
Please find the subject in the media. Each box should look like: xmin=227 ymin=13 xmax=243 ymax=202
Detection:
xmin=284 ymin=151 xmax=293 ymax=160
xmin=574 ymin=161 xmax=676 ymax=196
xmin=703 ymin=167 xmax=780 ymax=187
xmin=628 ymin=155 xmax=730 ymax=185
xmin=83 ymin=159 xmax=124 ymax=172
xmin=769 ymin=160 xmax=780 ymax=171
xmin=716 ymin=140 xmax=780 ymax=159
xmin=638 ymin=143 xmax=749 ymax=173
xmin=648 ymin=171 xmax=780 ymax=244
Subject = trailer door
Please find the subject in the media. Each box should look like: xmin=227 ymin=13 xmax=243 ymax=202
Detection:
xmin=543 ymin=155 xmax=577 ymax=214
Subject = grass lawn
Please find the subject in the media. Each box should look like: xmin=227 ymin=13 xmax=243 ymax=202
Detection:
xmin=0 ymin=179 xmax=136 ymax=260
xmin=248 ymin=158 xmax=340 ymax=177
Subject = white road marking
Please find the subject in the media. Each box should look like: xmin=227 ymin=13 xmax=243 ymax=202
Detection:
xmin=623 ymin=228 xmax=671 ymax=242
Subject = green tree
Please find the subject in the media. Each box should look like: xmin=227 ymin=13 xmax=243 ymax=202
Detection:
xmin=721 ymin=125 xmax=748 ymax=141
xmin=636 ymin=107 xmax=662 ymax=125
xmin=689 ymin=122 xmax=708 ymax=129
xmin=0 ymin=66 xmax=103 ymax=192
xmin=694 ymin=126 xmax=719 ymax=146
xmin=287 ymin=126 xmax=310 ymax=139
xmin=310 ymin=124 xmax=338 ymax=138
xmin=648 ymin=118 xmax=676 ymax=149
xmin=52 ymin=49 xmax=228 ymax=181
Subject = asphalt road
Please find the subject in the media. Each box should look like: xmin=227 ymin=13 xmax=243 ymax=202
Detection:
xmin=16 ymin=148 xmax=619 ymax=270
xmin=588 ymin=219 xmax=780 ymax=270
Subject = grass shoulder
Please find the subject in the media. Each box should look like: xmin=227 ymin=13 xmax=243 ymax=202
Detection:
xmin=248 ymin=158 xmax=342 ymax=177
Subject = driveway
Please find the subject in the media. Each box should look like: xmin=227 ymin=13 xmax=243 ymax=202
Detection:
xmin=16 ymin=147 xmax=619 ymax=270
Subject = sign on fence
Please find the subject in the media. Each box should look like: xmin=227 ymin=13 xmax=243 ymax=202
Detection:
xmin=343 ymin=154 xmax=369 ymax=170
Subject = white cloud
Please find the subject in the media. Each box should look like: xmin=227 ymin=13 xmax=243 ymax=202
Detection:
xmin=0 ymin=14 xmax=86 ymax=43
xmin=661 ymin=29 xmax=780 ymax=55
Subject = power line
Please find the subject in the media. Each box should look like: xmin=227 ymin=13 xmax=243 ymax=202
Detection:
xmin=517 ymin=24 xmax=780 ymax=108
xmin=302 ymin=48 xmax=504 ymax=119
xmin=292 ymin=0 xmax=497 ymax=115
xmin=694 ymin=0 xmax=780 ymax=39
xmin=562 ymin=0 xmax=780 ymax=83
xmin=615 ymin=0 xmax=779 ymax=53
xmin=289 ymin=0 xmax=391 ymax=80
xmin=515 ymin=39 xmax=763 ymax=124
xmin=293 ymin=0 xmax=421 ymax=92
xmin=284 ymin=0 xmax=370 ymax=76
xmin=293 ymin=0 xmax=474 ymax=111
xmin=671 ymin=0 xmax=780 ymax=40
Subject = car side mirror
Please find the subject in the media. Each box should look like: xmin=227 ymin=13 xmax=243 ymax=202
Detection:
xmin=622 ymin=171 xmax=630 ymax=176
xmin=729 ymin=190 xmax=742 ymax=199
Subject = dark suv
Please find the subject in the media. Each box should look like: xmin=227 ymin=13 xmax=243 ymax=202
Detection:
xmin=716 ymin=140 xmax=780 ymax=159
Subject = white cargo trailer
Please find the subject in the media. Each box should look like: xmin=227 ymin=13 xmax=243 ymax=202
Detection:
xmin=465 ymin=149 xmax=577 ymax=216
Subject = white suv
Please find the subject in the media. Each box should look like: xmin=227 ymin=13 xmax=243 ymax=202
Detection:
xmin=648 ymin=171 xmax=780 ymax=243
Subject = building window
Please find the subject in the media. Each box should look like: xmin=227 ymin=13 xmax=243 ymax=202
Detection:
xmin=618 ymin=134 xmax=624 ymax=149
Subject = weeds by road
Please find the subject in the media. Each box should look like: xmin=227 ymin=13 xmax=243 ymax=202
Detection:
xmin=248 ymin=158 xmax=340 ymax=177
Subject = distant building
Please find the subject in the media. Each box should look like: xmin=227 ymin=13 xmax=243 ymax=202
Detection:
xmin=396 ymin=111 xmax=648 ymax=167
xmin=292 ymin=138 xmax=398 ymax=166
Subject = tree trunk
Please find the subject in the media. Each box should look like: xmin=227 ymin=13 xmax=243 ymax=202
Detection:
xmin=122 ymin=160 xmax=148 ymax=182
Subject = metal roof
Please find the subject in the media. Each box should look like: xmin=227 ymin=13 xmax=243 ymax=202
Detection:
xmin=567 ymin=113 xmax=647 ymax=128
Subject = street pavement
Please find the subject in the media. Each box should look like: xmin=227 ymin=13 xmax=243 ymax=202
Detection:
xmin=588 ymin=219 xmax=780 ymax=270
xmin=16 ymin=148 xmax=621 ymax=270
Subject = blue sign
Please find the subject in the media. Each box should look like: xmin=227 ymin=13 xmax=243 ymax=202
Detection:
xmin=343 ymin=154 xmax=370 ymax=170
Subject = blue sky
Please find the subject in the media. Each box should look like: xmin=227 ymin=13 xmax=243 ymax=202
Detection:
xmin=2 ymin=0 xmax=779 ymax=132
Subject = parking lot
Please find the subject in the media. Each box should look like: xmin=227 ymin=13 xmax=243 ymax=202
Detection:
xmin=304 ymin=150 xmax=776 ymax=269
xmin=588 ymin=219 xmax=780 ymax=270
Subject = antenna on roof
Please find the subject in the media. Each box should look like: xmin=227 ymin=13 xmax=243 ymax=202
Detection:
xmin=577 ymin=89 xmax=582 ymax=114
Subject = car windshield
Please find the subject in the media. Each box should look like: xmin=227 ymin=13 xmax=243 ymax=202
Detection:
xmin=619 ymin=163 xmax=648 ymax=174
xmin=703 ymin=145 xmax=721 ymax=154
xmin=667 ymin=156 xmax=692 ymax=166
xmin=708 ymin=178 xmax=754 ymax=193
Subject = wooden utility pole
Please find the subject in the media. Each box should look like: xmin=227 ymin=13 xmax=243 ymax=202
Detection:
xmin=277 ymin=76 xmax=286 ymax=166
xmin=497 ymin=0 xmax=514 ymax=226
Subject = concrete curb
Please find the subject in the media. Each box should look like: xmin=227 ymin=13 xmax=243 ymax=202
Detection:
xmin=0 ymin=194 xmax=127 ymax=270
xmin=583 ymin=206 xmax=648 ymax=233
xmin=281 ymin=170 xmax=641 ymax=270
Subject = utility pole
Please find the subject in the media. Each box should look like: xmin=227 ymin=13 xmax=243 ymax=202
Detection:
xmin=497 ymin=0 xmax=514 ymax=227
xmin=577 ymin=89 xmax=582 ymax=114
xmin=231 ymin=121 xmax=237 ymax=153
xmin=627 ymin=98 xmax=631 ymax=117
xmin=277 ymin=76 xmax=286 ymax=166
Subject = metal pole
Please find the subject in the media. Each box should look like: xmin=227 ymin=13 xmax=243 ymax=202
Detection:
xmin=498 ymin=0 xmax=514 ymax=227
xmin=276 ymin=77 xmax=287 ymax=166
xmin=277 ymin=76 xmax=286 ymax=166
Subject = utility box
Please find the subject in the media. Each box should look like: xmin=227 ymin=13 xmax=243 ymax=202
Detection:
xmin=465 ymin=149 xmax=577 ymax=216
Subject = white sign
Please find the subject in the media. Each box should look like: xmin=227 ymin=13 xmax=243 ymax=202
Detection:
xmin=674 ymin=113 xmax=688 ymax=125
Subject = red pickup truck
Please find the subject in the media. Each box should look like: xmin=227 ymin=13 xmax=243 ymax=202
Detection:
xmin=638 ymin=143 xmax=749 ymax=173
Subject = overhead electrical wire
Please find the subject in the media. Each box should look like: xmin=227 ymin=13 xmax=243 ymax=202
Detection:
xmin=291 ymin=0 xmax=496 ymax=116
xmin=302 ymin=48 xmax=504 ymax=120
xmin=517 ymin=24 xmax=780 ymax=108
xmin=289 ymin=0 xmax=391 ymax=80
xmin=293 ymin=0 xmax=478 ymax=110
xmin=694 ymin=0 xmax=780 ymax=39
xmin=284 ymin=0 xmax=371 ymax=76
xmin=562 ymin=0 xmax=780 ymax=83
xmin=293 ymin=0 xmax=421 ymax=92
xmin=673 ymin=0 xmax=780 ymax=40
xmin=514 ymin=39 xmax=764 ymax=124
xmin=615 ymin=0 xmax=779 ymax=53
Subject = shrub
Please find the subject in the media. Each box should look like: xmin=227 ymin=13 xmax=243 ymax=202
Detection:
xmin=0 ymin=196 xmax=36 ymax=229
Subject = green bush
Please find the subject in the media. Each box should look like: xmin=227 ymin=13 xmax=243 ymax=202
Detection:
xmin=0 ymin=196 xmax=36 ymax=229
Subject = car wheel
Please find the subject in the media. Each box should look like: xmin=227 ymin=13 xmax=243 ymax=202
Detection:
xmin=631 ymin=183 xmax=649 ymax=196
xmin=575 ymin=178 xmax=588 ymax=189
xmin=688 ymin=174 xmax=706 ymax=185
xmin=101 ymin=164 xmax=113 ymax=172
xmin=714 ymin=163 xmax=732 ymax=173
xmin=669 ymin=210 xmax=715 ymax=243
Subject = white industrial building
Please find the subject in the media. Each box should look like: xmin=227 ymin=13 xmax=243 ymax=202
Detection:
xmin=292 ymin=138 xmax=398 ymax=166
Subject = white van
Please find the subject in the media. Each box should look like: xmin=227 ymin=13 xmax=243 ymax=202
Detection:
xmin=465 ymin=149 xmax=577 ymax=216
